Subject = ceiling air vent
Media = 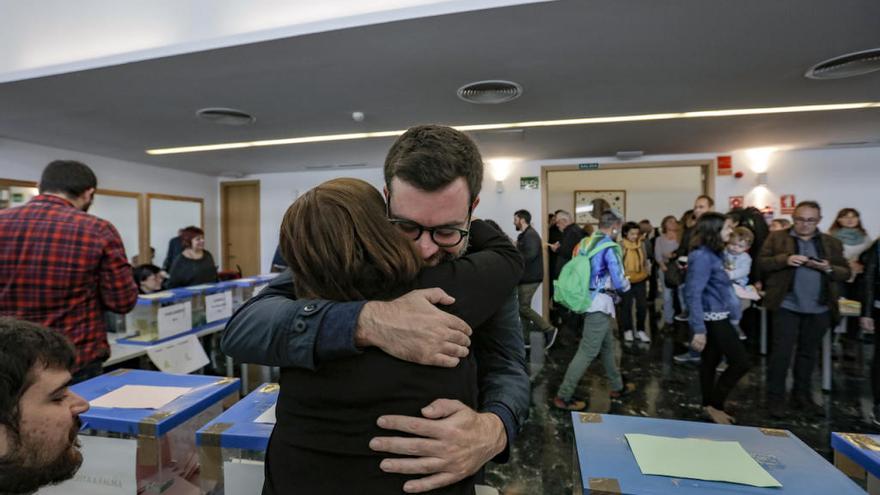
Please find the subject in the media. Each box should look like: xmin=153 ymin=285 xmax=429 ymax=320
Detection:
xmin=457 ymin=80 xmax=522 ymax=104
xmin=805 ymin=48 xmax=880 ymax=79
xmin=196 ymin=107 xmax=256 ymax=125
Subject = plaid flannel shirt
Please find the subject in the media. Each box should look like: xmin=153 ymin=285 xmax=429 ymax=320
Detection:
xmin=0 ymin=194 xmax=138 ymax=370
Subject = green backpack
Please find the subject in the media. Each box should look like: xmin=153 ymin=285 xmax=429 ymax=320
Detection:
xmin=553 ymin=235 xmax=619 ymax=314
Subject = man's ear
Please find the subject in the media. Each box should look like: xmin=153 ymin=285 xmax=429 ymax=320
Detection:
xmin=470 ymin=196 xmax=480 ymax=212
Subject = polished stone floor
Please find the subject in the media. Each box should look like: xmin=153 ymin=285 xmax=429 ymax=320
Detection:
xmin=484 ymin=317 xmax=878 ymax=495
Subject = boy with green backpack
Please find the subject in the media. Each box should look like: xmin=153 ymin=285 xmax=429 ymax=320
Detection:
xmin=552 ymin=209 xmax=636 ymax=410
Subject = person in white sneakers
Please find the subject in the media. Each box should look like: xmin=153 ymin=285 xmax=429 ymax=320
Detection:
xmin=619 ymin=222 xmax=651 ymax=343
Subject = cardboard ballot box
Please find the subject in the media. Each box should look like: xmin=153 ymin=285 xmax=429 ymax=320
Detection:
xmin=122 ymin=291 xmax=193 ymax=343
xmin=72 ymin=370 xmax=240 ymax=494
xmin=197 ymin=383 xmax=278 ymax=495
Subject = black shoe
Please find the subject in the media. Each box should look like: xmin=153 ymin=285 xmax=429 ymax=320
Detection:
xmin=790 ymin=395 xmax=824 ymax=418
xmin=768 ymin=401 xmax=787 ymax=419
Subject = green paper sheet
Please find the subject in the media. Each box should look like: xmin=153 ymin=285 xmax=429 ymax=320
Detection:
xmin=624 ymin=433 xmax=782 ymax=488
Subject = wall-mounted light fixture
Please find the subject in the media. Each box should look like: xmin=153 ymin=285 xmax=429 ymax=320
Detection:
xmin=745 ymin=147 xmax=775 ymax=173
xmin=487 ymin=158 xmax=513 ymax=193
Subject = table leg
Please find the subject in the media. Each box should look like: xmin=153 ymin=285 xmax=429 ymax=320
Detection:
xmin=760 ymin=307 xmax=768 ymax=356
xmin=823 ymin=329 xmax=832 ymax=392
xmin=225 ymin=356 xmax=234 ymax=378
xmin=241 ymin=364 xmax=249 ymax=395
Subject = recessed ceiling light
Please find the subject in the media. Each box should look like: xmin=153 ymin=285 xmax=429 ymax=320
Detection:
xmin=805 ymin=48 xmax=880 ymax=79
xmin=196 ymin=107 xmax=256 ymax=125
xmin=146 ymin=101 xmax=880 ymax=155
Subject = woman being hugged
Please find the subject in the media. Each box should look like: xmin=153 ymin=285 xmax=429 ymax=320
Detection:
xmin=264 ymin=178 xmax=522 ymax=494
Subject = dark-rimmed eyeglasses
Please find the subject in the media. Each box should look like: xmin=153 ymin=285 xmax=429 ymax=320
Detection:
xmin=792 ymin=217 xmax=819 ymax=225
xmin=388 ymin=218 xmax=470 ymax=247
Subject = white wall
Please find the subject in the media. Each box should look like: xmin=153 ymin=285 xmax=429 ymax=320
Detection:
xmin=545 ymin=167 xmax=703 ymax=226
xmin=0 ymin=137 xmax=219 ymax=261
xmin=715 ymin=146 xmax=880 ymax=236
xmin=224 ymin=168 xmax=386 ymax=274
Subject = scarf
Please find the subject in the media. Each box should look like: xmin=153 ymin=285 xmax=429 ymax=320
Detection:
xmin=834 ymin=227 xmax=866 ymax=246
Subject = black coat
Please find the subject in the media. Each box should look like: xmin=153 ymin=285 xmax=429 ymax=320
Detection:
xmin=517 ymin=225 xmax=544 ymax=284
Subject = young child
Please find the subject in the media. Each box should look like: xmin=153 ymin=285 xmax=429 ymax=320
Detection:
xmin=724 ymin=227 xmax=760 ymax=339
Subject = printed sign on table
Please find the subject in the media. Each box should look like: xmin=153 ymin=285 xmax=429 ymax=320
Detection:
xmin=206 ymin=291 xmax=233 ymax=323
xmin=158 ymin=301 xmax=192 ymax=340
xmin=147 ymin=335 xmax=209 ymax=374
xmin=39 ymin=436 xmax=137 ymax=495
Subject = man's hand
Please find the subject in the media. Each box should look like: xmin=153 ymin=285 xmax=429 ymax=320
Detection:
xmin=787 ymin=254 xmax=809 ymax=267
xmin=861 ymin=317 xmax=875 ymax=332
xmin=370 ymin=399 xmax=506 ymax=493
xmin=355 ymin=288 xmax=472 ymax=367
xmin=805 ymin=258 xmax=831 ymax=272
xmin=549 ymin=241 xmax=560 ymax=252
xmin=691 ymin=333 xmax=707 ymax=352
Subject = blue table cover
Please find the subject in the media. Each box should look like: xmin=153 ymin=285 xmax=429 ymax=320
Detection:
xmin=572 ymin=413 xmax=865 ymax=494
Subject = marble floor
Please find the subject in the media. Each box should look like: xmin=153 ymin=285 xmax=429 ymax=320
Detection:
xmin=484 ymin=319 xmax=878 ymax=494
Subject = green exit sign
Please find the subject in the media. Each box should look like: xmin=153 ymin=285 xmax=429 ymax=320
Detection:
xmin=578 ymin=163 xmax=600 ymax=170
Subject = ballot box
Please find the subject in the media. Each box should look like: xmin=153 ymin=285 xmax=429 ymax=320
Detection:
xmin=197 ymin=383 xmax=278 ymax=495
xmin=220 ymin=278 xmax=256 ymax=311
xmin=832 ymin=432 xmax=880 ymax=494
xmin=122 ymin=291 xmax=193 ymax=343
xmin=572 ymin=413 xmax=865 ymax=494
xmin=72 ymin=370 xmax=240 ymax=494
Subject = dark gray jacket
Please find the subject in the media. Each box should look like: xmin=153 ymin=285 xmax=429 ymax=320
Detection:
xmin=517 ymin=226 xmax=544 ymax=284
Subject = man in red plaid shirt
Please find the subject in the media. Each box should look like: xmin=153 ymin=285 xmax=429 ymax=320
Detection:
xmin=0 ymin=160 xmax=138 ymax=382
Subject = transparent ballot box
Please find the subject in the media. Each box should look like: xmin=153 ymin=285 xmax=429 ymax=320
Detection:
xmin=170 ymin=286 xmax=208 ymax=329
xmin=196 ymin=383 xmax=278 ymax=495
xmin=72 ymin=370 xmax=240 ymax=494
xmin=223 ymin=278 xmax=256 ymax=311
xmin=104 ymin=310 xmax=133 ymax=336
xmin=123 ymin=291 xmax=193 ymax=343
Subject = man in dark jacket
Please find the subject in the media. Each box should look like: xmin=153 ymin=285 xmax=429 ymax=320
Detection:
xmin=758 ymin=201 xmax=850 ymax=418
xmin=551 ymin=210 xmax=586 ymax=280
xmin=858 ymin=238 xmax=880 ymax=425
xmin=514 ymin=209 xmax=557 ymax=349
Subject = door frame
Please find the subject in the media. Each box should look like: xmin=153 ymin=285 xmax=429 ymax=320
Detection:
xmin=220 ymin=180 xmax=261 ymax=274
xmin=539 ymin=158 xmax=715 ymax=319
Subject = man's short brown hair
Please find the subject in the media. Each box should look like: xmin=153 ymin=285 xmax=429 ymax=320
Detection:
xmin=384 ymin=125 xmax=483 ymax=202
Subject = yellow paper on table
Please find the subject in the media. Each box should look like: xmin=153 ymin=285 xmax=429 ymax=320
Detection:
xmin=625 ymin=434 xmax=782 ymax=488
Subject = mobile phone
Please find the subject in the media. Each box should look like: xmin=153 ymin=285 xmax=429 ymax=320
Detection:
xmin=808 ymin=256 xmax=824 ymax=263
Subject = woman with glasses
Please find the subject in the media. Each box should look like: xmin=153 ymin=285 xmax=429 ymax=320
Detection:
xmin=263 ymin=178 xmax=521 ymax=494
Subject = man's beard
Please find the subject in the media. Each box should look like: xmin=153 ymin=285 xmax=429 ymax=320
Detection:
xmin=0 ymin=420 xmax=83 ymax=494
xmin=423 ymin=240 xmax=468 ymax=267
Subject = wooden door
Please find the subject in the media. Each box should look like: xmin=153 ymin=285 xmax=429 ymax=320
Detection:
xmin=221 ymin=181 xmax=261 ymax=276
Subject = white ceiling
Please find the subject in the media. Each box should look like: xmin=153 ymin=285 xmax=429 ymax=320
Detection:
xmin=1 ymin=0 xmax=879 ymax=176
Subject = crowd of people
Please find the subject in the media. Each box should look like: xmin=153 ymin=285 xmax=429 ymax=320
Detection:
xmin=0 ymin=127 xmax=877 ymax=493
xmin=531 ymin=194 xmax=878 ymax=428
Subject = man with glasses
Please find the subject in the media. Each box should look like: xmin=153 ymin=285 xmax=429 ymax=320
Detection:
xmin=758 ymin=200 xmax=850 ymax=419
xmin=222 ymin=125 xmax=528 ymax=493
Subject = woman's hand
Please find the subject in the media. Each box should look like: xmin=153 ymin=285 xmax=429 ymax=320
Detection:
xmin=691 ymin=334 xmax=706 ymax=352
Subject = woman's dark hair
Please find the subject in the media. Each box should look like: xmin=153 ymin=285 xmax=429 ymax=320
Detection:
xmin=622 ymin=221 xmax=640 ymax=237
xmin=680 ymin=209 xmax=695 ymax=227
xmin=0 ymin=318 xmax=75 ymax=440
xmin=38 ymin=160 xmax=97 ymax=198
xmin=280 ymin=178 xmax=422 ymax=301
xmin=180 ymin=226 xmax=205 ymax=249
xmin=133 ymin=264 xmax=161 ymax=285
xmin=384 ymin=125 xmax=483 ymax=203
xmin=691 ymin=212 xmax=729 ymax=253
xmin=830 ymin=208 xmax=867 ymax=236
xmin=483 ymin=219 xmax=505 ymax=235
